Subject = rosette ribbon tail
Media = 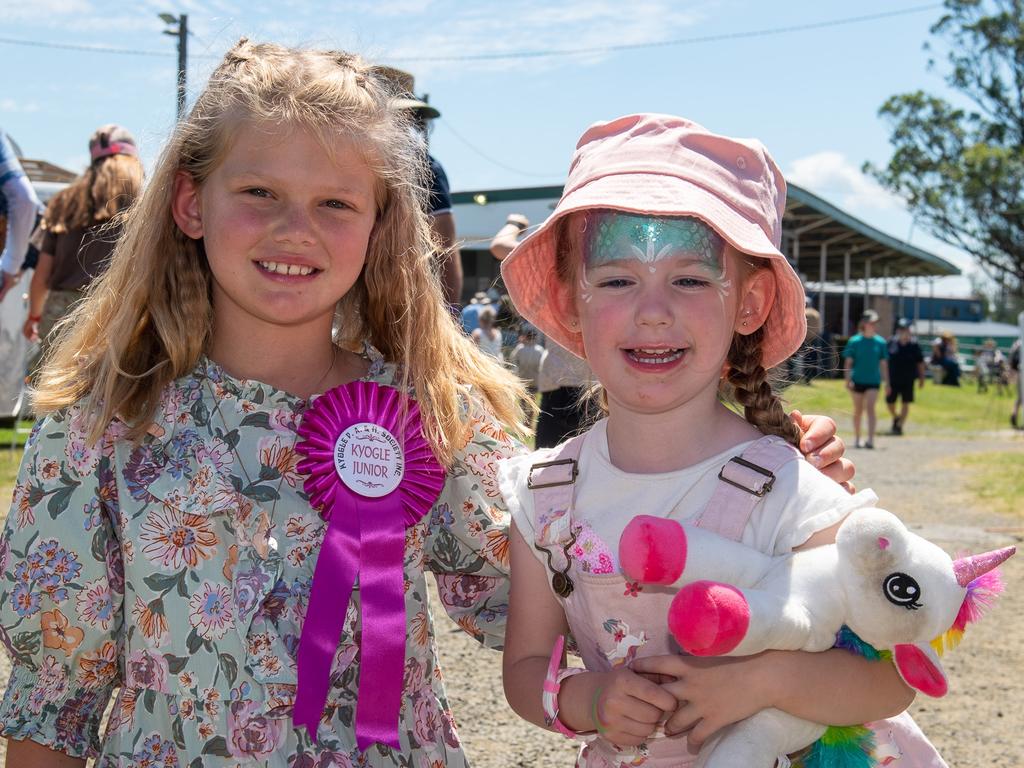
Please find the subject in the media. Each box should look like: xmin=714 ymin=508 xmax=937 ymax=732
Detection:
xmin=355 ymin=494 xmax=408 ymax=751
xmin=294 ymin=494 xmax=361 ymax=739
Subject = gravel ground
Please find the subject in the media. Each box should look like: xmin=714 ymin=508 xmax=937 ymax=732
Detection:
xmin=0 ymin=429 xmax=1021 ymax=766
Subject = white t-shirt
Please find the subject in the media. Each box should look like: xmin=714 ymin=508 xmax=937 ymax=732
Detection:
xmin=498 ymin=419 xmax=878 ymax=573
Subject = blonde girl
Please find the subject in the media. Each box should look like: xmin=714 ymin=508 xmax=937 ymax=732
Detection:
xmin=0 ymin=40 xmax=528 ymax=767
xmin=23 ymin=125 xmax=144 ymax=381
xmin=500 ymin=115 xmax=918 ymax=768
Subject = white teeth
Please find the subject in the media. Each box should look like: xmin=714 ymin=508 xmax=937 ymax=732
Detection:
xmin=259 ymin=261 xmax=314 ymax=276
xmin=629 ymin=349 xmax=684 ymax=364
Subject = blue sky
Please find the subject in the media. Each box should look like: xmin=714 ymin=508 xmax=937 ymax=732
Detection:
xmin=0 ymin=0 xmax=983 ymax=297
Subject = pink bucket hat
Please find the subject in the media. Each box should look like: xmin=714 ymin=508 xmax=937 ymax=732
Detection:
xmin=501 ymin=113 xmax=806 ymax=369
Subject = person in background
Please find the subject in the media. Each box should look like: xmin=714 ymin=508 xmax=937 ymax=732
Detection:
xmin=372 ymin=65 xmax=463 ymax=306
xmin=509 ymin=326 xmax=544 ymax=395
xmin=0 ymin=128 xmax=43 ymax=301
xmin=843 ymin=309 xmax=889 ymax=449
xmin=885 ymin=318 xmax=925 ymax=435
xmin=23 ymin=125 xmax=144 ymax=382
xmin=472 ymin=305 xmax=504 ymax=360
xmin=930 ymin=330 xmax=961 ymax=386
xmin=490 ymin=212 xmax=595 ymax=446
xmin=461 ymin=290 xmax=490 ymax=334
xmin=1011 ymin=310 xmax=1023 ymax=428
xmin=975 ymin=338 xmax=1006 ymax=395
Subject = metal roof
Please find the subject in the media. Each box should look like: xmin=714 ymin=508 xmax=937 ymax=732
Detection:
xmin=452 ymin=183 xmax=962 ymax=280
xmin=784 ymin=184 xmax=960 ymax=280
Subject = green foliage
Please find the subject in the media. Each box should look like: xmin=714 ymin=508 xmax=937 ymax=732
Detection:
xmin=866 ymin=0 xmax=1024 ymax=295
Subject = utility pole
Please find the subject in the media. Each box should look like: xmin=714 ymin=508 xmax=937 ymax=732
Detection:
xmin=159 ymin=13 xmax=188 ymax=119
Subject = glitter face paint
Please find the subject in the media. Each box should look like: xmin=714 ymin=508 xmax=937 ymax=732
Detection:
xmin=583 ymin=212 xmax=725 ymax=270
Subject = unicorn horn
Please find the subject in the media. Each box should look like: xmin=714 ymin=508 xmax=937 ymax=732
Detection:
xmin=953 ymin=546 xmax=1016 ymax=587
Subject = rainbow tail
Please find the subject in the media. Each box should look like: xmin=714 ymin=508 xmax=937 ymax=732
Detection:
xmin=796 ymin=725 xmax=876 ymax=768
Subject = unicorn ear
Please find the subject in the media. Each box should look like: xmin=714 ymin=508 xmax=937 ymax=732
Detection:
xmin=893 ymin=643 xmax=948 ymax=697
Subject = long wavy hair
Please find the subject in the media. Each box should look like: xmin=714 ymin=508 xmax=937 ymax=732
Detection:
xmin=34 ymin=39 xmax=529 ymax=466
xmin=554 ymin=214 xmax=801 ymax=446
xmin=44 ymin=153 xmax=143 ymax=234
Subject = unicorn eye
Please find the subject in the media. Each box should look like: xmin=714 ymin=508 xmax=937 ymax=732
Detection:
xmin=883 ymin=572 xmax=922 ymax=610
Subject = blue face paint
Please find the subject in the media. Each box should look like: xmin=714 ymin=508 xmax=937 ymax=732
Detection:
xmin=582 ymin=212 xmax=726 ymax=271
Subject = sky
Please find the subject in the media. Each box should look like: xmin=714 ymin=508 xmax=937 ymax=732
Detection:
xmin=0 ymin=0 xmax=987 ymax=299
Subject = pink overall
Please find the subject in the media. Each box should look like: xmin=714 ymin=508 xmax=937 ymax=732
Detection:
xmin=528 ymin=434 xmax=947 ymax=768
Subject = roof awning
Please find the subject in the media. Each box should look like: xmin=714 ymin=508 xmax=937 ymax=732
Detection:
xmin=452 ymin=183 xmax=962 ymax=280
xmin=784 ymin=183 xmax=960 ymax=280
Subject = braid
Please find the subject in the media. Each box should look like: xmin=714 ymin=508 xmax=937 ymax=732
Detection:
xmin=725 ymin=328 xmax=802 ymax=446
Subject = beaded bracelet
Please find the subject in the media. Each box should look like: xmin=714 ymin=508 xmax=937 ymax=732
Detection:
xmin=541 ymin=634 xmax=586 ymax=738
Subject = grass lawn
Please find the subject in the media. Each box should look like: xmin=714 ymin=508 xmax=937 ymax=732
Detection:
xmin=957 ymin=451 xmax=1024 ymax=518
xmin=781 ymin=377 xmax=1017 ymax=437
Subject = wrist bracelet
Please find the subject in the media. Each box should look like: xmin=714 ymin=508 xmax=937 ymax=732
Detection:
xmin=591 ymin=686 xmax=608 ymax=735
xmin=541 ymin=635 xmax=586 ymax=738
xmin=28 ymin=314 xmax=41 ymax=323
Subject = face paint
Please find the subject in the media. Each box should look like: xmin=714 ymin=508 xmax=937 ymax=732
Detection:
xmin=583 ymin=211 xmax=726 ymax=271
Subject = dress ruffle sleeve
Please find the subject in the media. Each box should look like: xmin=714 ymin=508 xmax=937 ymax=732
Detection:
xmin=0 ymin=407 xmax=124 ymax=758
xmin=423 ymin=394 xmax=525 ymax=651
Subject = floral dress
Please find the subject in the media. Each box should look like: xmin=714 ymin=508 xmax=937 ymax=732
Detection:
xmin=0 ymin=354 xmax=519 ymax=767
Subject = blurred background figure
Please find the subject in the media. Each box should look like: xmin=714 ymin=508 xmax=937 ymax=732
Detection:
xmin=509 ymin=326 xmax=543 ymax=396
xmin=975 ymin=338 xmax=1008 ymax=396
xmin=471 ymin=305 xmax=503 ymax=361
xmin=843 ymin=309 xmax=889 ymax=448
xmin=461 ymin=290 xmax=490 ymax=334
xmin=372 ymin=65 xmax=462 ymax=307
xmin=1012 ymin=310 xmax=1024 ymax=429
xmin=0 ymin=128 xmax=43 ymax=301
xmin=489 ymin=212 xmax=594 ymax=447
xmin=885 ymin=318 xmax=925 ymax=435
xmin=930 ymin=329 xmax=962 ymax=386
xmin=24 ymin=124 xmax=143 ymax=384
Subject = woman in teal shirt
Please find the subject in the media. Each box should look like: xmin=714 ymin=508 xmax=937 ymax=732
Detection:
xmin=843 ymin=310 xmax=889 ymax=449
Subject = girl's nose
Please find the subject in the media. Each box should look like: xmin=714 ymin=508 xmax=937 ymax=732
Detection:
xmin=274 ymin=204 xmax=316 ymax=246
xmin=634 ymin=286 xmax=673 ymax=327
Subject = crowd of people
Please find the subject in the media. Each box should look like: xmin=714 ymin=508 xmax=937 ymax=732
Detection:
xmin=0 ymin=39 xmax=1018 ymax=768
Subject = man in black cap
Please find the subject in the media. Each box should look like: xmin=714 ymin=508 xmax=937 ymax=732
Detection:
xmin=886 ymin=318 xmax=925 ymax=435
xmin=372 ymin=66 xmax=462 ymax=307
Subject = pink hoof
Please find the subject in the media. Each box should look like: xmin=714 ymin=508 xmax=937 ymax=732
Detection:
xmin=619 ymin=515 xmax=687 ymax=585
xmin=668 ymin=581 xmax=749 ymax=656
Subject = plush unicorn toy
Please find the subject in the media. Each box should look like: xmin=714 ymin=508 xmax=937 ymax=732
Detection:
xmin=619 ymin=507 xmax=1014 ymax=768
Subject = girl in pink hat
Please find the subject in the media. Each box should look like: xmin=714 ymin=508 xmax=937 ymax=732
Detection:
xmin=500 ymin=114 xmax=941 ymax=767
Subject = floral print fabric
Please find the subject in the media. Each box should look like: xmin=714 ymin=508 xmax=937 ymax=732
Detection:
xmin=0 ymin=356 xmax=520 ymax=766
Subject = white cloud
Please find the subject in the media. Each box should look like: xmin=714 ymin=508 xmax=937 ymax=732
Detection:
xmin=0 ymin=99 xmax=41 ymax=113
xmin=787 ymin=150 xmax=903 ymax=213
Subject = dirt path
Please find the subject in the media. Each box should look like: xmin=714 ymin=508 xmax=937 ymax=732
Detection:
xmin=433 ymin=430 xmax=1024 ymax=768
xmin=0 ymin=430 xmax=1020 ymax=765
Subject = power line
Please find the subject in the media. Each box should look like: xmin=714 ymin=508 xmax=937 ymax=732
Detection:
xmin=0 ymin=4 xmax=942 ymax=63
xmin=436 ymin=120 xmax=558 ymax=179
xmin=389 ymin=4 xmax=943 ymax=62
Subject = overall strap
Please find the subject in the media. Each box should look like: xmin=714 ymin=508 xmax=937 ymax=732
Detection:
xmin=694 ymin=435 xmax=801 ymax=541
xmin=529 ymin=433 xmax=586 ymax=549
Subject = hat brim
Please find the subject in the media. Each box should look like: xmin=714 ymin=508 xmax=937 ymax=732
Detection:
xmin=393 ymin=97 xmax=440 ymax=119
xmin=502 ymin=173 xmax=806 ymax=369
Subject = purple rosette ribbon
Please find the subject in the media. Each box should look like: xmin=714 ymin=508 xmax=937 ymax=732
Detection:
xmin=293 ymin=381 xmax=445 ymax=750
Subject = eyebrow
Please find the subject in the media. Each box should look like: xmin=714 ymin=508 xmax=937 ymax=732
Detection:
xmin=587 ymin=256 xmax=717 ymax=268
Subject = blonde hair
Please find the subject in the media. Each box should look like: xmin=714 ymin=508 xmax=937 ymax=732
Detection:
xmin=44 ymin=153 xmax=144 ymax=234
xmin=554 ymin=213 xmax=801 ymax=446
xmin=34 ymin=39 xmax=529 ymax=466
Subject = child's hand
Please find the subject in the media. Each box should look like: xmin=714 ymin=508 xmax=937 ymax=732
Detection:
xmin=576 ymin=667 xmax=677 ymax=747
xmin=791 ymin=409 xmax=855 ymax=492
xmin=630 ymin=654 xmax=770 ymax=750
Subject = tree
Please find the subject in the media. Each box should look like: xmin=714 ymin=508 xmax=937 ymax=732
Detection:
xmin=867 ymin=0 xmax=1024 ymax=298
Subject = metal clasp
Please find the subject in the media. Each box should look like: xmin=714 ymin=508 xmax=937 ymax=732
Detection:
xmin=527 ymin=458 xmax=579 ymax=489
xmin=717 ymin=456 xmax=776 ymax=497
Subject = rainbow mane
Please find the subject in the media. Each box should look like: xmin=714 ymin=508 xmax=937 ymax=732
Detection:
xmin=932 ymin=568 xmax=1005 ymax=655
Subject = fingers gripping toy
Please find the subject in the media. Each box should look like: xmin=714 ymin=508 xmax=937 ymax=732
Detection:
xmin=619 ymin=508 xmax=1015 ymax=768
